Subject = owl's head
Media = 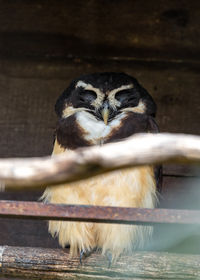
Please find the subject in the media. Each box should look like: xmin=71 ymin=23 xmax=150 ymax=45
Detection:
xmin=55 ymin=72 xmax=158 ymax=148
xmin=55 ymin=72 xmax=156 ymax=123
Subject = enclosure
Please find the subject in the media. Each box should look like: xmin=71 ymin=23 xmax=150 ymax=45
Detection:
xmin=0 ymin=0 xmax=200 ymax=279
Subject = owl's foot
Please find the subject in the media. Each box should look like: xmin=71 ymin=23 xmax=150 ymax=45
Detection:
xmin=79 ymin=248 xmax=95 ymax=265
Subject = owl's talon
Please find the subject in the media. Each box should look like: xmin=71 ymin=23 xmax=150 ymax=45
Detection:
xmin=79 ymin=248 xmax=94 ymax=265
xmin=105 ymin=250 xmax=112 ymax=268
xmin=79 ymin=249 xmax=85 ymax=265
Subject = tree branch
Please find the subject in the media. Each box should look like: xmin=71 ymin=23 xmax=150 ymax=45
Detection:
xmin=0 ymin=133 xmax=200 ymax=189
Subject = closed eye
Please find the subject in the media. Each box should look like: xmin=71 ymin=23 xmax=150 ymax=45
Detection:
xmin=79 ymin=90 xmax=97 ymax=103
xmin=115 ymin=89 xmax=138 ymax=104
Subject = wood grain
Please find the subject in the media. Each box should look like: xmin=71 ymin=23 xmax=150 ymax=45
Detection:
xmin=0 ymin=1 xmax=199 ymax=62
xmin=1 ymin=246 xmax=200 ymax=279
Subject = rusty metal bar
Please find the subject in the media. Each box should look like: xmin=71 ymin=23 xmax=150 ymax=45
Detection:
xmin=0 ymin=200 xmax=200 ymax=225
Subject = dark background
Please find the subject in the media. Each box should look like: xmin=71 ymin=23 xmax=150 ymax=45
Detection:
xmin=0 ymin=0 xmax=199 ymax=256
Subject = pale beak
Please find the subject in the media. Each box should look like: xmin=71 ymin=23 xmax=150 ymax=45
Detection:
xmin=101 ymin=107 xmax=109 ymax=125
xmin=101 ymin=102 xmax=110 ymax=125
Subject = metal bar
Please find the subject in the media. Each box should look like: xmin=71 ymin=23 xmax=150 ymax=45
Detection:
xmin=0 ymin=200 xmax=199 ymax=225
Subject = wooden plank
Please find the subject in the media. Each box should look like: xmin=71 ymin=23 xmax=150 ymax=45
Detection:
xmin=1 ymin=246 xmax=200 ymax=279
xmin=0 ymin=0 xmax=199 ymax=62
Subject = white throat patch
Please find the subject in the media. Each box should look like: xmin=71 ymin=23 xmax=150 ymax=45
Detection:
xmin=76 ymin=111 xmax=126 ymax=145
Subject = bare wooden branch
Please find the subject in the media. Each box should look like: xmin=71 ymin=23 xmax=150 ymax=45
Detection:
xmin=1 ymin=246 xmax=200 ymax=279
xmin=1 ymin=200 xmax=200 ymax=225
xmin=0 ymin=133 xmax=200 ymax=189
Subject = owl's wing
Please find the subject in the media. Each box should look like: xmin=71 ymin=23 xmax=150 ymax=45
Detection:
xmin=147 ymin=117 xmax=163 ymax=193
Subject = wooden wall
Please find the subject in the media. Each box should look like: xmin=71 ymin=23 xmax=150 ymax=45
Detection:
xmin=0 ymin=0 xmax=200 ymax=258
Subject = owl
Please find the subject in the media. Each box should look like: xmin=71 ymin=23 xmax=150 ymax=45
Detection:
xmin=42 ymin=72 xmax=162 ymax=262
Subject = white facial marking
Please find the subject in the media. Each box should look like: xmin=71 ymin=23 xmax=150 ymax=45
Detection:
xmin=109 ymin=84 xmax=134 ymax=95
xmin=76 ymin=81 xmax=102 ymax=95
xmin=122 ymin=99 xmax=146 ymax=114
xmin=76 ymin=111 xmax=126 ymax=144
xmin=62 ymin=105 xmax=86 ymax=118
xmin=76 ymin=81 xmax=104 ymax=108
xmin=76 ymin=81 xmax=88 ymax=88
xmin=108 ymin=84 xmax=134 ymax=108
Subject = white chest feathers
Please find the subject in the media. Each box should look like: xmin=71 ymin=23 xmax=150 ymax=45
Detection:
xmin=76 ymin=111 xmax=126 ymax=144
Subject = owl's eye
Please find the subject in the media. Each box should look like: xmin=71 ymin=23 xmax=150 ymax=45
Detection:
xmin=79 ymin=90 xmax=97 ymax=103
xmin=115 ymin=89 xmax=137 ymax=103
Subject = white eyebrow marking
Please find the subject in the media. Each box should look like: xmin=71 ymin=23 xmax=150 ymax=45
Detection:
xmin=76 ymin=81 xmax=88 ymax=88
xmin=76 ymin=81 xmax=100 ymax=93
xmin=122 ymin=99 xmax=146 ymax=114
xmin=76 ymin=80 xmax=104 ymax=108
xmin=108 ymin=84 xmax=134 ymax=108
xmin=109 ymin=84 xmax=134 ymax=95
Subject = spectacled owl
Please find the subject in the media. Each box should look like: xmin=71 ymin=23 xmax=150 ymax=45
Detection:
xmin=42 ymin=72 xmax=162 ymax=262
